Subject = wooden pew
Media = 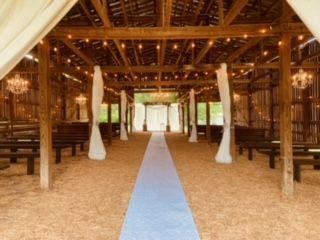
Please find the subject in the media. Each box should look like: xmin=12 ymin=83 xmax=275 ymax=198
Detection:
xmin=0 ymin=152 xmax=39 ymax=175
xmin=293 ymin=158 xmax=320 ymax=182
xmin=259 ymin=148 xmax=320 ymax=169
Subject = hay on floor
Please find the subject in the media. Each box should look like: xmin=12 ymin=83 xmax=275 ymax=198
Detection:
xmin=0 ymin=133 xmax=150 ymax=240
xmin=166 ymin=133 xmax=320 ymax=240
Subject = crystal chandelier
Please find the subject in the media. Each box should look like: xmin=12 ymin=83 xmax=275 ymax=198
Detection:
xmin=75 ymin=93 xmax=87 ymax=105
xmin=292 ymin=68 xmax=313 ymax=89
xmin=6 ymin=74 xmax=29 ymax=94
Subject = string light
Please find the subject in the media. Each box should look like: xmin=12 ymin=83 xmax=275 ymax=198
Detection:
xmin=103 ymin=41 xmax=107 ymax=46
xmin=226 ymin=38 xmax=231 ymax=42
xmin=298 ymin=35 xmax=304 ymax=41
xmin=244 ymin=34 xmax=248 ymax=39
xmin=263 ymin=51 xmax=268 ymax=56
xmin=191 ymin=42 xmax=195 ymax=48
xmin=208 ymin=40 xmax=213 ymax=46
xmin=53 ymin=47 xmax=58 ymax=52
xmin=85 ymin=38 xmax=89 ymax=43
xmin=121 ymin=43 xmax=126 ymax=49
xmin=173 ymin=44 xmax=178 ymax=50
xmin=68 ymin=34 xmax=72 ymax=39
xmin=156 ymin=44 xmax=160 ymax=50
xmin=138 ymin=43 xmax=143 ymax=49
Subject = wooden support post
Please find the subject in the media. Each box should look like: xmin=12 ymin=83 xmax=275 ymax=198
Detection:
xmin=279 ymin=33 xmax=294 ymax=196
xmin=38 ymin=38 xmax=53 ymax=190
xmin=269 ymin=86 xmax=274 ymax=137
xmin=182 ymin=103 xmax=185 ymax=134
xmin=107 ymin=92 xmax=112 ymax=146
xmin=303 ymin=86 xmax=310 ymax=142
xmin=206 ymin=95 xmax=211 ymax=144
xmin=118 ymin=96 xmax=121 ymax=125
xmin=187 ymin=100 xmax=190 ymax=137
xmin=129 ymin=104 xmax=133 ymax=133
xmin=8 ymin=93 xmax=14 ymax=136
xmin=229 ymin=69 xmax=236 ymax=161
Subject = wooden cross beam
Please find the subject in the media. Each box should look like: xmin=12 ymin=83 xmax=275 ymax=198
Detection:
xmin=51 ymin=24 xmax=297 ymax=40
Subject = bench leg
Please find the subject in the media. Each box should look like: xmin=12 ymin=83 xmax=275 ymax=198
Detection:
xmin=56 ymin=148 xmax=61 ymax=164
xmin=313 ymin=156 xmax=320 ymax=170
xmin=10 ymin=148 xmax=17 ymax=163
xmin=294 ymin=165 xmax=301 ymax=182
xmin=269 ymin=155 xmax=275 ymax=169
xmin=27 ymin=157 xmax=34 ymax=175
xmin=248 ymin=148 xmax=253 ymax=161
xmin=72 ymin=144 xmax=76 ymax=156
xmin=239 ymin=146 xmax=243 ymax=155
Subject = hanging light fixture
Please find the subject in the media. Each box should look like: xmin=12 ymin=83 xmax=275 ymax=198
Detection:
xmin=75 ymin=93 xmax=87 ymax=105
xmin=292 ymin=68 xmax=313 ymax=89
xmin=233 ymin=93 xmax=241 ymax=102
xmin=6 ymin=74 xmax=29 ymax=94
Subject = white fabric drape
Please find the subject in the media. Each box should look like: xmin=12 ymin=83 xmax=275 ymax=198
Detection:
xmin=0 ymin=0 xmax=77 ymax=79
xmin=120 ymin=90 xmax=128 ymax=140
xmin=147 ymin=105 xmax=167 ymax=131
xmin=215 ymin=63 xmax=232 ymax=164
xmin=189 ymin=89 xmax=198 ymax=142
xmin=287 ymin=0 xmax=320 ymax=43
xmin=88 ymin=66 xmax=106 ymax=160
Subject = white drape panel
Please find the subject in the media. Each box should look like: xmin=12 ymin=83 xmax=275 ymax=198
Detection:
xmin=189 ymin=89 xmax=198 ymax=142
xmin=215 ymin=63 xmax=232 ymax=164
xmin=134 ymin=103 xmax=144 ymax=131
xmin=287 ymin=0 xmax=320 ymax=43
xmin=120 ymin=90 xmax=128 ymax=140
xmin=147 ymin=105 xmax=167 ymax=131
xmin=0 ymin=0 xmax=77 ymax=79
xmin=88 ymin=66 xmax=106 ymax=160
xmin=169 ymin=103 xmax=180 ymax=132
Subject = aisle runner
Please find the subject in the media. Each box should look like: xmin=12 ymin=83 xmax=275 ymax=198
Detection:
xmin=120 ymin=132 xmax=200 ymax=240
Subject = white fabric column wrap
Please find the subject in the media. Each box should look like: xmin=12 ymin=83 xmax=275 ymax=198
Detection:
xmin=215 ymin=63 xmax=232 ymax=164
xmin=120 ymin=90 xmax=128 ymax=140
xmin=88 ymin=66 xmax=106 ymax=160
xmin=189 ymin=89 xmax=198 ymax=142
xmin=287 ymin=0 xmax=320 ymax=43
xmin=0 ymin=0 xmax=77 ymax=79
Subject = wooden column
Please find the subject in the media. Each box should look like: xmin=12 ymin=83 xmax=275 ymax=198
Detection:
xmin=38 ymin=38 xmax=52 ymax=190
xmin=107 ymin=92 xmax=112 ymax=146
xmin=182 ymin=103 xmax=185 ymax=134
xmin=206 ymin=95 xmax=211 ymax=144
xmin=279 ymin=33 xmax=294 ymax=196
xmin=269 ymin=87 xmax=275 ymax=137
xmin=228 ymin=69 xmax=236 ymax=161
xmin=303 ymin=86 xmax=311 ymax=142
xmin=129 ymin=104 xmax=133 ymax=133
xmin=187 ymin=100 xmax=190 ymax=137
xmin=8 ymin=93 xmax=14 ymax=136
xmin=118 ymin=96 xmax=121 ymax=125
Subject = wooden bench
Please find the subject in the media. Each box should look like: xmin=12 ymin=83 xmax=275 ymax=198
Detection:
xmin=293 ymin=158 xmax=320 ymax=182
xmin=0 ymin=141 xmax=72 ymax=164
xmin=259 ymin=149 xmax=320 ymax=169
xmin=0 ymin=152 xmax=39 ymax=175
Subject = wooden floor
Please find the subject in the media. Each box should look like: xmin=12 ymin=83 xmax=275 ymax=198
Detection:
xmin=0 ymin=132 xmax=319 ymax=239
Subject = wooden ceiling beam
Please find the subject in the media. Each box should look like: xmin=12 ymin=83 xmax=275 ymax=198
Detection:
xmin=61 ymin=39 xmax=95 ymax=66
xmin=51 ymin=23 xmax=291 ymax=40
xmin=193 ymin=0 xmax=249 ymax=65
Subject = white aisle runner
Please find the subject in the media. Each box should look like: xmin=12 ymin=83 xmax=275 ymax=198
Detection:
xmin=120 ymin=132 xmax=200 ymax=240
